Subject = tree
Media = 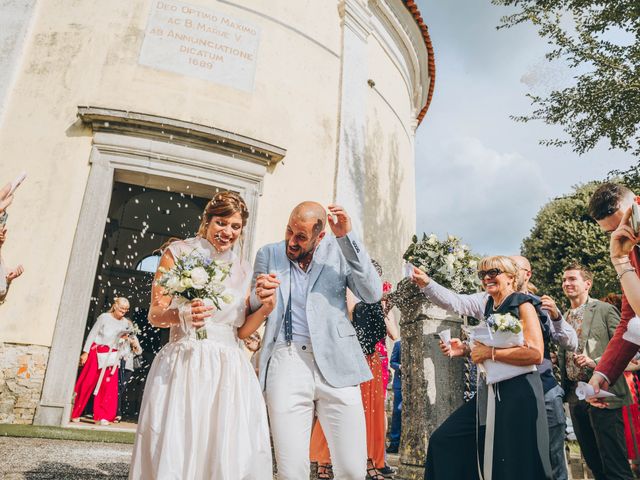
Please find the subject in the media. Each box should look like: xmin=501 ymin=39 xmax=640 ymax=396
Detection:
xmin=492 ymin=0 xmax=640 ymax=156
xmin=521 ymin=182 xmax=617 ymax=306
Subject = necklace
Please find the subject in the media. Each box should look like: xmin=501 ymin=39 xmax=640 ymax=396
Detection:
xmin=492 ymin=291 xmax=514 ymax=311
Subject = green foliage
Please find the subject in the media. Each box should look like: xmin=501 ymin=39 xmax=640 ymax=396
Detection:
xmin=492 ymin=0 xmax=640 ymax=156
xmin=522 ymin=182 xmax=615 ymax=306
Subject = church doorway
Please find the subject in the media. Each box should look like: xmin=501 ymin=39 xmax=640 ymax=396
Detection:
xmin=70 ymin=180 xmax=214 ymax=429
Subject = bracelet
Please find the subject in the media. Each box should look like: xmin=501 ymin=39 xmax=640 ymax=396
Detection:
xmin=612 ymin=259 xmax=632 ymax=266
xmin=491 ymin=347 xmax=496 ymax=362
xmin=617 ymin=267 xmax=637 ymax=281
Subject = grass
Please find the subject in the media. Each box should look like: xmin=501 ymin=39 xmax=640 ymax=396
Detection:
xmin=0 ymin=424 xmax=134 ymax=444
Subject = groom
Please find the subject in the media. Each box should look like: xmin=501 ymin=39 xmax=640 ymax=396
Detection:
xmin=251 ymin=201 xmax=382 ymax=479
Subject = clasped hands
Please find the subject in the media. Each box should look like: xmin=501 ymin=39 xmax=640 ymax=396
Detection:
xmin=254 ymin=273 xmax=280 ymax=313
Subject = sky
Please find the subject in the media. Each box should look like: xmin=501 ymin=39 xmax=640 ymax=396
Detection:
xmin=414 ymin=0 xmax=636 ymax=256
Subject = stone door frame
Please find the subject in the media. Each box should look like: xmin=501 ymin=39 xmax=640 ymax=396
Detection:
xmin=34 ymin=107 xmax=285 ymax=426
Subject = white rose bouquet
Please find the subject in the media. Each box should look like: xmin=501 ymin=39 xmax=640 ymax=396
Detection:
xmin=403 ymin=233 xmax=479 ymax=293
xmin=156 ymin=250 xmax=234 ymax=340
xmin=469 ymin=312 xmax=536 ymax=384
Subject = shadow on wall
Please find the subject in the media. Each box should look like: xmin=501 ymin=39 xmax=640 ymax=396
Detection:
xmin=347 ymin=114 xmax=406 ymax=279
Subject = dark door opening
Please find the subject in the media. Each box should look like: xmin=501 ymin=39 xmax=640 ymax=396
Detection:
xmin=72 ymin=180 xmax=213 ymax=427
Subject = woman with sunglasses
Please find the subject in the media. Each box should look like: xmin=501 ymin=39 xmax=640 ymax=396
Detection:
xmin=413 ymin=256 xmax=551 ymax=480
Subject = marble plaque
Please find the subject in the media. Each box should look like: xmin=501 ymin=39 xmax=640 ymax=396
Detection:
xmin=139 ymin=0 xmax=260 ymax=92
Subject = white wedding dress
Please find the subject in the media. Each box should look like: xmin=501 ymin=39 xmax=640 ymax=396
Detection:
xmin=129 ymin=237 xmax=272 ymax=480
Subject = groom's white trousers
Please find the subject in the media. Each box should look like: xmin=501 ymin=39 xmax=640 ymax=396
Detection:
xmin=265 ymin=342 xmax=367 ymax=480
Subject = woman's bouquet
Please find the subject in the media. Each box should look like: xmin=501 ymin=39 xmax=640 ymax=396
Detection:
xmin=156 ymin=249 xmax=234 ymax=340
xmin=468 ymin=313 xmax=536 ymax=384
xmin=403 ymin=233 xmax=479 ymax=293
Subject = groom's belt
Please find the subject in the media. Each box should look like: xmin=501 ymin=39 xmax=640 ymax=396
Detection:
xmin=274 ymin=341 xmax=314 ymax=353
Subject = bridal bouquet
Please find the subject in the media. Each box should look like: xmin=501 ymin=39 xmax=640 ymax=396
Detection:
xmin=403 ymin=233 xmax=479 ymax=293
xmin=469 ymin=313 xmax=535 ymax=384
xmin=156 ymin=250 xmax=234 ymax=340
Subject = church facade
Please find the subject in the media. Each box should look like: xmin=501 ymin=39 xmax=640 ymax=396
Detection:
xmin=0 ymin=0 xmax=433 ymax=426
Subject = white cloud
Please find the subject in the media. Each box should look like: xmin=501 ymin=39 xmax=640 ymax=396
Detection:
xmin=416 ymin=137 xmax=551 ymax=256
xmin=414 ymin=0 xmax=636 ymax=257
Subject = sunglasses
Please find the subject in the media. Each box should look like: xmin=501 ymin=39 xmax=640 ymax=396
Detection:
xmin=477 ymin=268 xmax=503 ymax=280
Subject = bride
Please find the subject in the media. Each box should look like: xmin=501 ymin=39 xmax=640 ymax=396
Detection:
xmin=129 ymin=191 xmax=276 ymax=480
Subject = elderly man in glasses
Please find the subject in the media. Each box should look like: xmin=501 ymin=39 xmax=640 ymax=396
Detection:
xmin=411 ymin=255 xmax=577 ymax=480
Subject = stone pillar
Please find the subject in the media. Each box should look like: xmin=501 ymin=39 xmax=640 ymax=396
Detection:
xmin=394 ymin=281 xmax=466 ymax=480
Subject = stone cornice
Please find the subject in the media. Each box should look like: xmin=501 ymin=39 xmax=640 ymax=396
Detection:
xmin=77 ymin=106 xmax=286 ymax=168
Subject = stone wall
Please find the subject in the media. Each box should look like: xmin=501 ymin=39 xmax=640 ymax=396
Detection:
xmin=0 ymin=343 xmax=49 ymax=424
xmin=394 ymin=281 xmax=466 ymax=480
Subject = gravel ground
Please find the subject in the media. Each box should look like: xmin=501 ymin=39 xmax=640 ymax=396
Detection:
xmin=0 ymin=436 xmax=401 ymax=479
xmin=0 ymin=437 xmax=132 ymax=479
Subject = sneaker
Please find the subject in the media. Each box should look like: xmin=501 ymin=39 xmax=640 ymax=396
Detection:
xmin=98 ymin=419 xmax=110 ymax=426
xmin=114 ymin=416 xmax=122 ymax=423
xmin=70 ymin=418 xmax=80 ymax=423
xmin=386 ymin=445 xmax=399 ymax=454
xmin=379 ymin=465 xmax=396 ymax=478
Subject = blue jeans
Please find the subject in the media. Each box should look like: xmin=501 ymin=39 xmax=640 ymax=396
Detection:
xmin=545 ymin=384 xmax=568 ymax=480
xmin=389 ymin=386 xmax=402 ymax=448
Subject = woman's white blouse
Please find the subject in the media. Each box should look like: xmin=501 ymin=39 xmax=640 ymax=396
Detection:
xmin=83 ymin=312 xmax=130 ymax=352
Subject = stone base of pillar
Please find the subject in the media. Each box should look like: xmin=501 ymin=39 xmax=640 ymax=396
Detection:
xmin=0 ymin=342 xmax=50 ymax=425
xmin=393 ymin=281 xmax=466 ymax=479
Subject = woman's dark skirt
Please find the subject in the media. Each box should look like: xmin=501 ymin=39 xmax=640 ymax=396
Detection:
xmin=424 ymin=371 xmax=552 ymax=480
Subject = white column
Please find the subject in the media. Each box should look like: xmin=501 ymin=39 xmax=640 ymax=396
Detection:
xmin=334 ymin=0 xmax=371 ymax=239
xmin=34 ymin=150 xmax=114 ymax=426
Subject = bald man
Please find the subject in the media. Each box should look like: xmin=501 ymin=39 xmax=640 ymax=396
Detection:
xmin=412 ymin=255 xmax=577 ymax=480
xmin=250 ymin=202 xmax=382 ymax=479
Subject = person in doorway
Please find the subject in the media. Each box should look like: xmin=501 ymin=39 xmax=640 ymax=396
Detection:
xmin=115 ymin=322 xmax=142 ymax=423
xmin=71 ymin=297 xmax=132 ymax=425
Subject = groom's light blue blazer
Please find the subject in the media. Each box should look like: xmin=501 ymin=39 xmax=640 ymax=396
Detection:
xmin=250 ymin=232 xmax=382 ymax=390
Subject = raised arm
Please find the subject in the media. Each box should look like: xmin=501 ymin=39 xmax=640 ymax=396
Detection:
xmin=539 ymin=295 xmax=578 ymax=351
xmin=338 ymin=233 xmax=382 ymax=304
xmin=411 ymin=267 xmax=485 ymax=319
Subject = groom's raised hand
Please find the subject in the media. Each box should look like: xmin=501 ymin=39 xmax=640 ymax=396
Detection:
xmin=327 ymin=204 xmax=351 ymax=238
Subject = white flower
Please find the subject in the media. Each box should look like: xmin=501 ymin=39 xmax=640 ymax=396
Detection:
xmin=427 ymin=234 xmax=438 ymax=245
xmin=456 ymin=250 xmax=465 ymax=260
xmin=190 ymin=267 xmax=209 ymax=289
xmin=469 ymin=260 xmax=478 ymax=269
xmin=221 ymin=294 xmax=234 ymax=304
xmin=208 ymin=281 xmax=225 ymax=295
xmin=445 ymin=254 xmax=456 ymax=266
xmin=165 ymin=275 xmax=181 ymax=292
xmin=448 ymin=234 xmax=456 ymax=241
xmin=180 ymin=277 xmax=193 ymax=290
